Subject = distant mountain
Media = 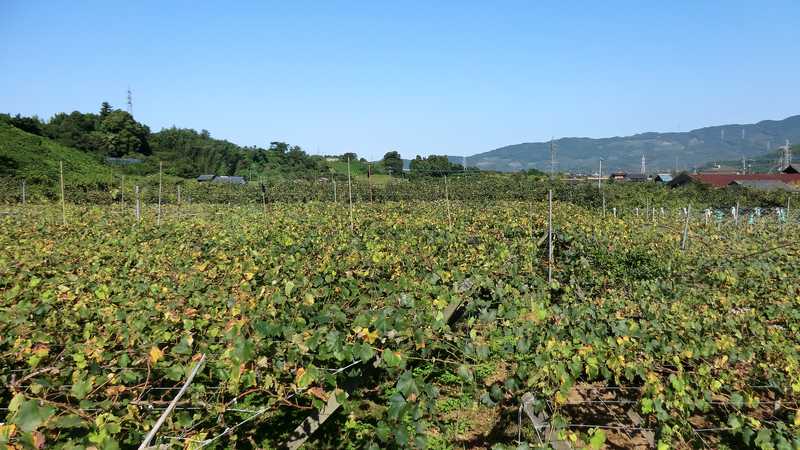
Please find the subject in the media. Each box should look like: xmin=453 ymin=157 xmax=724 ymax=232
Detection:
xmin=457 ymin=115 xmax=800 ymax=173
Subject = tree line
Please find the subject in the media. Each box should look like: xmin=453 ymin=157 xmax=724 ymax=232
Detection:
xmin=1 ymin=104 xmax=482 ymax=180
xmin=0 ymin=104 xmax=323 ymax=179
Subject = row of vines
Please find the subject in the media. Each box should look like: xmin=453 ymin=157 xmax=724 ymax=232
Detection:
xmin=1 ymin=201 xmax=799 ymax=449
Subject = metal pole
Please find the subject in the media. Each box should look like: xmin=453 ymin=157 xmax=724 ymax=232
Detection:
xmin=21 ymin=180 xmax=26 ymax=206
xmin=681 ymin=204 xmax=691 ymax=251
xmin=598 ymin=159 xmax=602 ymax=190
xmin=788 ymin=197 xmax=791 ymax=222
xmin=121 ymin=175 xmax=125 ymax=207
xmin=138 ymin=354 xmax=206 ymax=449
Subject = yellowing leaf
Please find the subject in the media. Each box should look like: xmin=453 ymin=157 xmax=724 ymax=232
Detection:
xmin=363 ymin=329 xmax=379 ymax=344
xmin=149 ymin=347 xmax=164 ymax=365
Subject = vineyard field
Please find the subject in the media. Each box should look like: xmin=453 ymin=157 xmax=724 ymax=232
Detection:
xmin=1 ymin=201 xmax=799 ymax=449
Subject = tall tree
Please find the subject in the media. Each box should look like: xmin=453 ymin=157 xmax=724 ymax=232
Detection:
xmin=97 ymin=110 xmax=151 ymax=156
xmin=99 ymin=102 xmax=113 ymax=119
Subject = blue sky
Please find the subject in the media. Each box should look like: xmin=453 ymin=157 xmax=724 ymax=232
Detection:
xmin=1 ymin=1 xmax=798 ymax=160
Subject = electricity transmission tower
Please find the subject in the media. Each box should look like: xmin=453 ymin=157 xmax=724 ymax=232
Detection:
xmin=127 ymin=87 xmax=133 ymax=115
xmin=640 ymin=154 xmax=646 ymax=175
xmin=780 ymin=139 xmax=792 ymax=170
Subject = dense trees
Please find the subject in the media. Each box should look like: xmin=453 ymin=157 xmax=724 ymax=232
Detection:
xmin=409 ymin=154 xmax=464 ymax=177
xmin=382 ymin=150 xmax=403 ymax=175
xmin=33 ymin=104 xmax=151 ymax=157
xmin=1 ymin=114 xmax=45 ymax=135
xmin=2 ymin=103 xmax=322 ymax=179
xmin=340 ymin=152 xmax=358 ymax=162
xmin=97 ymin=110 xmax=151 ymax=156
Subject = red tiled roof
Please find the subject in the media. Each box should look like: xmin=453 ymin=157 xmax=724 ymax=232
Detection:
xmin=690 ymin=173 xmax=800 ymax=187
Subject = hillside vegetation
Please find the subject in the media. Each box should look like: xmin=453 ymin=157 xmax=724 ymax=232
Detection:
xmin=0 ymin=122 xmax=113 ymax=184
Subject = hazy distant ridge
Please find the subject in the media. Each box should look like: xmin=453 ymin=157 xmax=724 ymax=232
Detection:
xmin=454 ymin=115 xmax=800 ymax=173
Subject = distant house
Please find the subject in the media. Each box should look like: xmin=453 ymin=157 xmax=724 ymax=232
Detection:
xmin=196 ymin=175 xmax=247 ymax=184
xmin=609 ymin=172 xmax=627 ymax=181
xmin=728 ymin=180 xmax=798 ymax=191
xmin=106 ymin=157 xmax=143 ymax=166
xmin=654 ymin=173 xmax=673 ymax=183
xmin=668 ymin=172 xmax=800 ymax=188
xmin=782 ymin=164 xmax=800 ymax=174
xmin=626 ymin=173 xmax=648 ymax=182
xmin=212 ymin=176 xmax=246 ymax=185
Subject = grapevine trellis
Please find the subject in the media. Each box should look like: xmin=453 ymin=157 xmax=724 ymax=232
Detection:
xmin=2 ymin=191 xmax=799 ymax=448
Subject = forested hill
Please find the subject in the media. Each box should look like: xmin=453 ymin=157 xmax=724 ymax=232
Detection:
xmin=464 ymin=115 xmax=800 ymax=173
xmin=0 ymin=104 xmax=324 ymax=180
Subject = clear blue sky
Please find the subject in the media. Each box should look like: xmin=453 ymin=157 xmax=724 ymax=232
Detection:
xmin=2 ymin=1 xmax=798 ymax=160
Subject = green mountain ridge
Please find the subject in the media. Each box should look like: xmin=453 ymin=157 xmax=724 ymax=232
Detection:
xmin=456 ymin=115 xmax=800 ymax=173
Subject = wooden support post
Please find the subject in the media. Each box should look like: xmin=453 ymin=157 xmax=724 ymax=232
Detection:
xmin=347 ymin=157 xmax=354 ymax=232
xmin=138 ymin=354 xmax=206 ymax=449
xmin=261 ymin=180 xmax=267 ymax=218
xmin=135 ymin=186 xmax=141 ymax=222
xmin=444 ymin=175 xmax=452 ymax=230
xmin=121 ymin=176 xmax=125 ymax=207
xmin=157 ymin=161 xmax=163 ymax=226
xmin=601 ymin=192 xmax=606 ymax=217
xmin=548 ymin=189 xmax=553 ymax=284
xmin=367 ymin=163 xmax=373 ymax=202
xmin=21 ymin=180 xmax=26 ymax=206
xmin=59 ymin=161 xmax=66 ymax=225
xmin=333 ymin=179 xmax=337 ymax=203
